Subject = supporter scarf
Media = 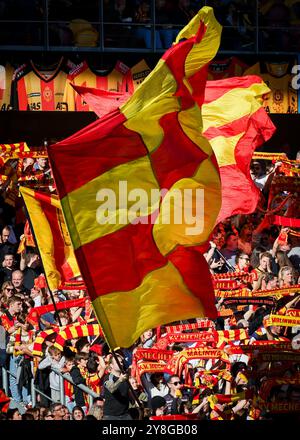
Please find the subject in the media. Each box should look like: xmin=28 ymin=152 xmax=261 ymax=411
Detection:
xmin=257 ymin=352 xmax=300 ymax=362
xmin=164 ymin=320 xmax=215 ymax=333
xmin=266 ymin=314 xmax=300 ymax=327
xmin=135 ymin=362 xmax=166 ymax=384
xmin=0 ymin=142 xmax=29 ymax=162
xmin=252 ymin=152 xmax=288 ymax=162
xmin=133 ymin=348 xmax=174 ymax=362
xmin=213 ymin=272 xmax=255 ymax=282
xmin=32 ymin=328 xmax=59 ymax=356
xmin=54 ymin=323 xmax=102 ymax=351
xmin=260 ymin=377 xmax=300 ymax=400
xmin=286 ymin=309 xmax=300 ymax=317
xmin=26 ymin=298 xmax=88 ymax=329
xmin=222 ymin=297 xmax=275 ymax=307
xmin=265 ymin=402 xmax=300 ymax=413
xmin=165 ymin=348 xmax=228 ymax=377
xmin=272 ymin=215 xmax=300 ymax=228
xmin=278 ymin=162 xmax=300 ymax=176
xmin=216 ymin=286 xmax=300 ymax=298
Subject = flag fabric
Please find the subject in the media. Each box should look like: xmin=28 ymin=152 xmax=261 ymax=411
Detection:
xmin=20 ymin=187 xmax=80 ymax=291
xmin=48 ymin=7 xmax=222 ymax=349
xmin=202 ymin=76 xmax=276 ymax=223
xmin=74 ymin=77 xmax=275 ymax=225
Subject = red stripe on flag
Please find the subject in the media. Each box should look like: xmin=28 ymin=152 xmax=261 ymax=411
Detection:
xmin=48 ymin=110 xmax=148 ymax=198
xmin=168 ymin=246 xmax=217 ymax=319
xmin=204 ymin=75 xmax=264 ymax=104
xmin=162 ymin=22 xmax=207 ymax=108
xmin=74 ymin=218 xmax=167 ymax=300
xmin=151 ymin=112 xmax=208 ymax=189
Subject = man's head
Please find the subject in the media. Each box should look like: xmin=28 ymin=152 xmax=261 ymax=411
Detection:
xmin=1 ymin=226 xmax=10 ymax=243
xmin=3 ymin=254 xmax=14 ymax=269
xmin=36 ymin=157 xmax=48 ymax=170
xmin=7 ymin=296 xmax=23 ymax=316
xmin=167 ymin=375 xmax=182 ymax=396
xmin=12 ymin=270 xmax=24 ymax=289
xmin=50 ymin=403 xmax=64 ymax=420
xmin=225 ymin=233 xmax=238 ymax=251
xmin=75 ymin=337 xmax=90 ymax=354
xmin=259 ymin=252 xmax=272 ymax=271
xmin=64 ymin=357 xmax=75 ymax=372
xmin=108 ymin=352 xmax=125 ymax=375
xmin=236 ymin=252 xmax=250 ymax=270
xmin=251 ymin=160 xmax=266 ymax=177
xmin=75 ymin=352 xmax=89 ymax=368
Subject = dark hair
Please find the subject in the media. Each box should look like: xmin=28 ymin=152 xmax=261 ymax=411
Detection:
xmin=22 ymin=413 xmax=34 ymax=420
xmin=75 ymin=337 xmax=89 ymax=353
xmin=167 ymin=374 xmax=180 ymax=384
xmin=250 ymin=246 xmax=266 ymax=269
xmin=6 ymin=408 xmax=20 ymax=420
xmin=72 ymin=406 xmax=85 ymax=419
xmin=75 ymin=352 xmax=89 ymax=364
xmin=87 ymin=357 xmax=98 ymax=374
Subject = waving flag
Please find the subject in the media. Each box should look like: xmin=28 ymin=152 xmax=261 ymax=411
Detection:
xmin=48 ymin=7 xmax=222 ymax=349
xmin=20 ymin=187 xmax=80 ymax=291
xmin=203 ymin=76 xmax=276 ymax=223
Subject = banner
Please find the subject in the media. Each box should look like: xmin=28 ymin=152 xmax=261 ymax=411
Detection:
xmin=267 ymin=314 xmax=300 ymax=327
xmin=164 ymin=320 xmax=215 ymax=333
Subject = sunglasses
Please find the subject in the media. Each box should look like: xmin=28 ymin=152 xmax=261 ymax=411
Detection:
xmin=6 ymin=288 xmax=14 ymax=291
xmin=171 ymin=381 xmax=182 ymax=386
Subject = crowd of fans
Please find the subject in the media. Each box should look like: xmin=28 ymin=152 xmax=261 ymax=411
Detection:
xmin=0 ymin=149 xmax=299 ymax=421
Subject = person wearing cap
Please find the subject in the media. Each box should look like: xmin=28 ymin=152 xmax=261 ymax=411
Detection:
xmin=102 ymin=352 xmax=132 ymax=420
xmin=149 ymin=396 xmax=167 ymax=418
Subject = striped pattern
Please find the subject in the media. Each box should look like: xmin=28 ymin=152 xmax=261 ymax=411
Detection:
xmin=54 ymin=323 xmax=102 ymax=351
xmin=20 ymin=187 xmax=80 ymax=291
xmin=203 ymin=76 xmax=276 ymax=223
xmin=48 ymin=7 xmax=222 ymax=349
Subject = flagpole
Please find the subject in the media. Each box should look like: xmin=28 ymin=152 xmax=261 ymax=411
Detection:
xmin=20 ymin=188 xmax=63 ymax=327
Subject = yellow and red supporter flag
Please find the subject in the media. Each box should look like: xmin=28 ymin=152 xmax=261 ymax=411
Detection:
xmin=202 ymin=76 xmax=276 ymax=223
xmin=74 ymin=78 xmax=275 ymax=225
xmin=48 ymin=7 xmax=222 ymax=349
xmin=19 ymin=186 xmax=80 ymax=291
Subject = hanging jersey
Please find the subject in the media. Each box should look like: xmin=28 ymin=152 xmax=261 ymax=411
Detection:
xmin=207 ymin=57 xmax=248 ymax=81
xmin=64 ymin=60 xmax=129 ymax=111
xmin=11 ymin=58 xmax=75 ymax=111
xmin=0 ymin=63 xmax=14 ymax=111
xmin=244 ymin=61 xmax=298 ymax=113
xmin=126 ymin=59 xmax=152 ymax=95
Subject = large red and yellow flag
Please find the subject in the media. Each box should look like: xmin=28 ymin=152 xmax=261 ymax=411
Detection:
xmin=202 ymin=76 xmax=276 ymax=223
xmin=48 ymin=7 xmax=222 ymax=349
xmin=73 ymin=77 xmax=276 ymax=225
xmin=20 ymin=187 xmax=80 ymax=291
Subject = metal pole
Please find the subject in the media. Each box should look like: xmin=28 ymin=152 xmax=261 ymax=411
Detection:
xmin=31 ymin=377 xmax=36 ymax=408
xmin=59 ymin=374 xmax=65 ymax=405
xmin=1 ymin=367 xmax=9 ymax=395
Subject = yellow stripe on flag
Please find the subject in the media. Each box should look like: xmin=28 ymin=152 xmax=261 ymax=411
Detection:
xmin=92 ymin=261 xmax=205 ymax=348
